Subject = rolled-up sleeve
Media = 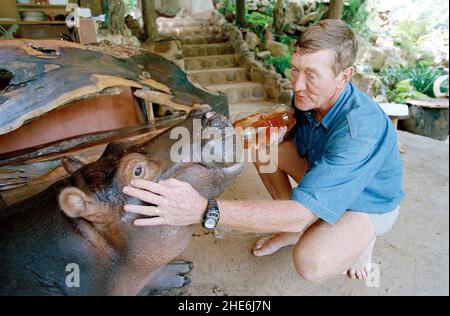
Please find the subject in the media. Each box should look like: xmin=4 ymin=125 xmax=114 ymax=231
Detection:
xmin=291 ymin=137 xmax=385 ymax=224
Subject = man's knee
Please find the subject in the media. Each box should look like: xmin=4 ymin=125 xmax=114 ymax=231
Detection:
xmin=292 ymin=240 xmax=331 ymax=283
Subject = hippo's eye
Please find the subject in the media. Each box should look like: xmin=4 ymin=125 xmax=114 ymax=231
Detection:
xmin=134 ymin=166 xmax=143 ymax=177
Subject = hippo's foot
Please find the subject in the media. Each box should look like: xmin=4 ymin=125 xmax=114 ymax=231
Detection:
xmin=140 ymin=260 xmax=194 ymax=296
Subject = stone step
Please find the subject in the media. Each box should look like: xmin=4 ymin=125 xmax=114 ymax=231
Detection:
xmin=205 ymin=82 xmax=266 ymax=104
xmin=187 ymin=67 xmax=247 ymax=86
xmin=182 ymin=42 xmax=234 ymax=57
xmin=180 ymin=34 xmax=228 ymax=45
xmin=184 ymin=54 xmax=239 ymax=71
xmin=229 ymin=100 xmax=282 ymax=122
xmin=157 ymin=20 xmax=212 ymax=29
xmin=159 ymin=26 xmax=221 ymax=37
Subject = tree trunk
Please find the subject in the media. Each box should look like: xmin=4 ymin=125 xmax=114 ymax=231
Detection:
xmin=108 ymin=0 xmax=128 ymax=35
xmin=142 ymin=0 xmax=158 ymax=41
xmin=328 ymin=0 xmax=344 ymax=19
xmin=273 ymin=0 xmax=284 ymax=34
xmin=235 ymin=0 xmax=246 ymax=28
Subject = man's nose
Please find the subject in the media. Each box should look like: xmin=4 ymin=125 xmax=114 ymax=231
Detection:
xmin=294 ymin=74 xmax=307 ymax=91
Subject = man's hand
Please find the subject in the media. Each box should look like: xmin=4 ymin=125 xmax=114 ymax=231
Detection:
xmin=123 ymin=178 xmax=207 ymax=227
xmin=269 ymin=126 xmax=288 ymax=146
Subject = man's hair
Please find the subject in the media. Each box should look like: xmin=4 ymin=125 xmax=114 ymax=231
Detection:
xmin=295 ymin=19 xmax=358 ymax=75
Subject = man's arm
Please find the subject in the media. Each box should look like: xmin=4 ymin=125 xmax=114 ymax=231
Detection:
xmin=122 ymin=178 xmax=318 ymax=233
xmin=218 ymin=200 xmax=317 ymax=233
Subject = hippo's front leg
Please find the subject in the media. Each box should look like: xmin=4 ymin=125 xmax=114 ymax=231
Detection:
xmin=139 ymin=260 xmax=194 ymax=295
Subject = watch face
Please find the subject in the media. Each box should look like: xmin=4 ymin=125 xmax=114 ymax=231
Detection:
xmin=204 ymin=218 xmax=216 ymax=229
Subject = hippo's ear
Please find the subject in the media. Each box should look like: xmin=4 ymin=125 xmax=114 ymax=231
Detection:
xmin=59 ymin=187 xmax=94 ymax=218
xmin=62 ymin=157 xmax=85 ymax=174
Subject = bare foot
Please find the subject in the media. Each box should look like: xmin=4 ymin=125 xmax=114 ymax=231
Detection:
xmin=343 ymin=238 xmax=376 ymax=280
xmin=252 ymin=232 xmax=302 ymax=257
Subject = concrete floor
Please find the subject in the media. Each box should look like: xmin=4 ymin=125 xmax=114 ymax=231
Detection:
xmin=169 ymin=130 xmax=449 ymax=296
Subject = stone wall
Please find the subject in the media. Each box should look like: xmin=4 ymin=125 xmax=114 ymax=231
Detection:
xmin=221 ymin=23 xmax=293 ymax=105
xmin=141 ymin=39 xmax=185 ymax=69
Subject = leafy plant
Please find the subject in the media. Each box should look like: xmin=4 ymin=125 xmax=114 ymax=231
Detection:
xmin=381 ymin=61 xmax=447 ymax=98
xmin=219 ymin=0 xmax=235 ymax=15
xmin=262 ymin=2 xmax=274 ymax=16
xmin=391 ymin=19 xmax=429 ymax=56
xmin=342 ymin=0 xmax=372 ymax=38
xmin=247 ymin=11 xmax=273 ymax=39
xmin=386 ymin=79 xmax=428 ymax=103
xmin=278 ymin=34 xmax=296 ymax=50
xmin=264 ymin=53 xmax=292 ymax=77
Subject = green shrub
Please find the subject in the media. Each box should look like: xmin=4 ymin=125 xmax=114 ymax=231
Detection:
xmin=381 ymin=61 xmax=447 ymax=98
xmin=342 ymin=0 xmax=372 ymax=38
xmin=247 ymin=11 xmax=273 ymax=39
xmin=264 ymin=53 xmax=292 ymax=77
xmin=391 ymin=19 xmax=429 ymax=56
xmin=386 ymin=79 xmax=428 ymax=103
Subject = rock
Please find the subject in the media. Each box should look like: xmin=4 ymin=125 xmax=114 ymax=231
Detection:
xmin=257 ymin=50 xmax=271 ymax=59
xmin=141 ymin=39 xmax=184 ymax=69
xmin=264 ymin=31 xmax=275 ymax=42
xmin=265 ymin=40 xmax=290 ymax=57
xmin=284 ymin=68 xmax=291 ymax=79
xmin=97 ymin=31 xmax=141 ymax=47
xmin=284 ymin=2 xmax=304 ymax=25
xmin=278 ymin=89 xmax=293 ymax=105
xmin=352 ymin=70 xmax=383 ymax=97
xmin=246 ymin=0 xmax=258 ymax=11
xmin=356 ymin=39 xmax=388 ymax=72
xmin=245 ymin=31 xmax=260 ymax=50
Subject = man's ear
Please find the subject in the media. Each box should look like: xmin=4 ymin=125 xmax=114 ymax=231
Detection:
xmin=342 ymin=66 xmax=355 ymax=83
xmin=59 ymin=187 xmax=93 ymax=218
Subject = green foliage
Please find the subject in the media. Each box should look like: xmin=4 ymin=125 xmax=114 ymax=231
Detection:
xmin=309 ymin=3 xmax=328 ymax=26
xmin=247 ymin=11 xmax=273 ymax=38
xmin=263 ymin=3 xmax=274 ymax=16
xmin=123 ymin=0 xmax=137 ymax=11
xmin=264 ymin=53 xmax=292 ymax=77
xmin=342 ymin=0 xmax=371 ymax=38
xmin=381 ymin=61 xmax=447 ymax=98
xmin=278 ymin=34 xmax=296 ymax=52
xmin=391 ymin=19 xmax=429 ymax=55
xmin=219 ymin=0 xmax=235 ymax=15
xmin=386 ymin=79 xmax=428 ymax=103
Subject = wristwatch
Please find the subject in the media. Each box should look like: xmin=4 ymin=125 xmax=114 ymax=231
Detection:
xmin=202 ymin=199 xmax=220 ymax=230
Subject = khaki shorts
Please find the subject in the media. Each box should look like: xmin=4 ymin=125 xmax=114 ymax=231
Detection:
xmin=367 ymin=206 xmax=400 ymax=237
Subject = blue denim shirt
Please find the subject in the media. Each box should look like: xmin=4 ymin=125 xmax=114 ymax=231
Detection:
xmin=290 ymin=82 xmax=405 ymax=224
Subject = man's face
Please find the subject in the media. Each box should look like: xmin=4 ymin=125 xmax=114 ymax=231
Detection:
xmin=290 ymin=49 xmax=348 ymax=113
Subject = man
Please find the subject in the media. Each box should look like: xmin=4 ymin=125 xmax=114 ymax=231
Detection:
xmin=122 ymin=19 xmax=404 ymax=282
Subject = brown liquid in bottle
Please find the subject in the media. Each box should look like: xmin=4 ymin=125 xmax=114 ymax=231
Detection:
xmin=233 ymin=108 xmax=296 ymax=149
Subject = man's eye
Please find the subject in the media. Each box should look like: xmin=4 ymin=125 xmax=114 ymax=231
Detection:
xmin=307 ymin=73 xmax=318 ymax=81
xmin=134 ymin=166 xmax=143 ymax=176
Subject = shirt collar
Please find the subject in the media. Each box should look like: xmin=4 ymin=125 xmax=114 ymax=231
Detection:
xmin=320 ymin=82 xmax=353 ymax=129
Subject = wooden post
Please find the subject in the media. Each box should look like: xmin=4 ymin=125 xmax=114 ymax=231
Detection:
xmin=328 ymin=0 xmax=344 ymax=19
xmin=141 ymin=0 xmax=158 ymax=41
xmin=235 ymin=0 xmax=246 ymax=28
xmin=144 ymin=101 xmax=155 ymax=129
